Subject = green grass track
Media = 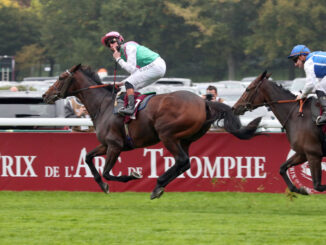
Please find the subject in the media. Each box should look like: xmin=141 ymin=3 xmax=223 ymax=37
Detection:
xmin=0 ymin=191 xmax=325 ymax=245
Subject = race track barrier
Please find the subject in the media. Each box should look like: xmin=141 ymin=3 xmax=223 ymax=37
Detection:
xmin=0 ymin=118 xmax=93 ymax=126
xmin=0 ymin=118 xmax=282 ymax=128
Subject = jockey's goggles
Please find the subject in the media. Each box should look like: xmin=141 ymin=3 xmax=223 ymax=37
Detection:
xmin=106 ymin=38 xmax=117 ymax=46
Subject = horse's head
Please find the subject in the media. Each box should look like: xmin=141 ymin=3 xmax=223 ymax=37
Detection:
xmin=233 ymin=71 xmax=272 ymax=115
xmin=43 ymin=64 xmax=82 ymax=104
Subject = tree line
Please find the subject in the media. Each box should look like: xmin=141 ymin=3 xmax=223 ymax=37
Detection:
xmin=1 ymin=0 xmax=325 ymax=81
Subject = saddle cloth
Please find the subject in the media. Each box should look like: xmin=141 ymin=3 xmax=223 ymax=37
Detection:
xmin=114 ymin=92 xmax=156 ymax=123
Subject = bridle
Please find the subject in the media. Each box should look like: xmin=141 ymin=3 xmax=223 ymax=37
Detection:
xmin=50 ymin=69 xmax=78 ymax=99
xmin=240 ymin=77 xmax=301 ymax=110
xmin=54 ymin=69 xmax=115 ymax=99
xmin=239 ymin=77 xmax=305 ymax=127
xmin=57 ymin=70 xmax=74 ymax=98
xmin=240 ymin=78 xmax=267 ymax=111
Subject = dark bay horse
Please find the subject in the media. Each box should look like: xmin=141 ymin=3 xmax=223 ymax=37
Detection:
xmin=43 ymin=64 xmax=261 ymax=199
xmin=233 ymin=71 xmax=326 ymax=195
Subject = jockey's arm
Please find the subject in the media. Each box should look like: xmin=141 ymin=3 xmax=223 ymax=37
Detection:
xmin=302 ymin=59 xmax=317 ymax=97
xmin=116 ymin=44 xmax=138 ymax=74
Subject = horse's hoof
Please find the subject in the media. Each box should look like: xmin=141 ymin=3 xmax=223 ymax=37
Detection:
xmin=150 ymin=187 xmax=165 ymax=200
xmin=131 ymin=171 xmax=142 ymax=179
xmin=299 ymin=187 xmax=309 ymax=195
xmin=101 ymin=183 xmax=110 ymax=194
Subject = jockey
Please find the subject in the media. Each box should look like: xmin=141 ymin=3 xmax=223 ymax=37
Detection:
xmin=288 ymin=44 xmax=326 ymax=125
xmin=101 ymin=31 xmax=166 ymax=116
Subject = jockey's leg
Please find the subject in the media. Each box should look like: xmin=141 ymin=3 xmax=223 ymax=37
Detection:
xmin=316 ymin=90 xmax=326 ymax=125
xmin=118 ymin=82 xmax=135 ymax=116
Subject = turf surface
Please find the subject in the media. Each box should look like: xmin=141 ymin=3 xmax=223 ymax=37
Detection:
xmin=0 ymin=191 xmax=325 ymax=244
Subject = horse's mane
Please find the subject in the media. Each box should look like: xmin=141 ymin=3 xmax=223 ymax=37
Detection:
xmin=80 ymin=65 xmax=103 ymax=85
xmin=268 ymin=80 xmax=296 ymax=98
xmin=79 ymin=65 xmax=117 ymax=92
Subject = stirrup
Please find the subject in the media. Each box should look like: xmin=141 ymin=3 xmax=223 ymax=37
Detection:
xmin=316 ymin=115 xmax=326 ymax=125
xmin=118 ymin=106 xmax=135 ymax=116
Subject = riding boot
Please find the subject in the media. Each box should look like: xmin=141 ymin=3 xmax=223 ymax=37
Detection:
xmin=119 ymin=95 xmax=135 ymax=116
xmin=316 ymin=90 xmax=326 ymax=125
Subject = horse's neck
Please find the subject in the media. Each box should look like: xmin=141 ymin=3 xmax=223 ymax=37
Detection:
xmin=262 ymin=83 xmax=296 ymax=127
xmin=75 ymin=84 xmax=114 ymax=122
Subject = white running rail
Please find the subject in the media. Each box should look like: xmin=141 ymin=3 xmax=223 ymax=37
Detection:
xmin=0 ymin=118 xmax=282 ymax=128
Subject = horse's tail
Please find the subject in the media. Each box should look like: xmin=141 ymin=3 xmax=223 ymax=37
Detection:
xmin=205 ymin=101 xmax=262 ymax=140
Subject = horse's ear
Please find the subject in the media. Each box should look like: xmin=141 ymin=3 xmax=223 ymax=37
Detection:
xmin=261 ymin=70 xmax=267 ymax=79
xmin=266 ymin=73 xmax=272 ymax=79
xmin=71 ymin=64 xmax=82 ymax=72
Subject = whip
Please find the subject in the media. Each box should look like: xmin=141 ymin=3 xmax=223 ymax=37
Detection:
xmin=113 ymin=61 xmax=117 ymax=95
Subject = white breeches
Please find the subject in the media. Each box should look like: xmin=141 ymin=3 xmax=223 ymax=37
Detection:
xmin=122 ymin=57 xmax=166 ymax=90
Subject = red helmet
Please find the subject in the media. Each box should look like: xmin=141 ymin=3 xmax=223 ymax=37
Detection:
xmin=101 ymin=31 xmax=124 ymax=46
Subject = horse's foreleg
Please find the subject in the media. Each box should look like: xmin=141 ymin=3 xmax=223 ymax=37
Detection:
xmin=85 ymin=144 xmax=109 ymax=193
xmin=151 ymin=140 xmax=190 ymax=200
xmin=307 ymin=155 xmax=326 ymax=192
xmin=102 ymin=146 xmax=142 ymax=182
xmin=279 ymin=153 xmax=308 ymax=195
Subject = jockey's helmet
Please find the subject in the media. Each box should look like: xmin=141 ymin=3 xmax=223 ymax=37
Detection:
xmin=101 ymin=31 xmax=124 ymax=47
xmin=288 ymin=45 xmax=311 ymax=59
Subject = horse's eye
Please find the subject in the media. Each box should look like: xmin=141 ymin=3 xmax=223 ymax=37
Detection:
xmin=246 ymin=88 xmax=250 ymax=92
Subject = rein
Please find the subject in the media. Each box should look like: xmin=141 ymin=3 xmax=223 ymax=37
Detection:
xmin=240 ymin=77 xmax=308 ymax=127
xmin=57 ymin=68 xmax=117 ymax=99
xmin=240 ymin=98 xmax=306 ymax=128
xmin=58 ymin=68 xmax=118 ymax=121
xmin=266 ymin=98 xmax=306 ymax=113
xmin=275 ymin=98 xmax=307 ymax=127
xmin=69 ymin=84 xmax=112 ymax=95
xmin=242 ymin=78 xmax=306 ymax=113
xmin=68 ymin=64 xmax=119 ymax=96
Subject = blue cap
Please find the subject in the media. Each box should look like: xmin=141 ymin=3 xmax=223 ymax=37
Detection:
xmin=288 ymin=45 xmax=311 ymax=59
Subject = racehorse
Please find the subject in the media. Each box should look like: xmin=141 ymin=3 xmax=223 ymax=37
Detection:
xmin=43 ymin=64 xmax=262 ymax=199
xmin=233 ymin=71 xmax=326 ymax=195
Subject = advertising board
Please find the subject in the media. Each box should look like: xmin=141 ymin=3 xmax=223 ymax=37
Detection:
xmin=0 ymin=132 xmax=325 ymax=194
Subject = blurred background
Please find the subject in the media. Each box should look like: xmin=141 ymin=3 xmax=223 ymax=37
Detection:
xmin=2 ymin=0 xmax=325 ymax=82
xmin=0 ymin=0 xmax=324 ymax=131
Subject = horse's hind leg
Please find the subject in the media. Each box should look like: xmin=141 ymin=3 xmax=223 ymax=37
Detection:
xmin=279 ymin=152 xmax=308 ymax=195
xmin=102 ymin=146 xmax=142 ymax=182
xmin=151 ymin=140 xmax=190 ymax=200
xmin=85 ymin=144 xmax=109 ymax=193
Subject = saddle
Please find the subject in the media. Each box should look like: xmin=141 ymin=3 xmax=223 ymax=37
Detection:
xmin=311 ymin=97 xmax=326 ymax=133
xmin=311 ymin=97 xmax=326 ymax=154
xmin=114 ymin=91 xmax=156 ymax=123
